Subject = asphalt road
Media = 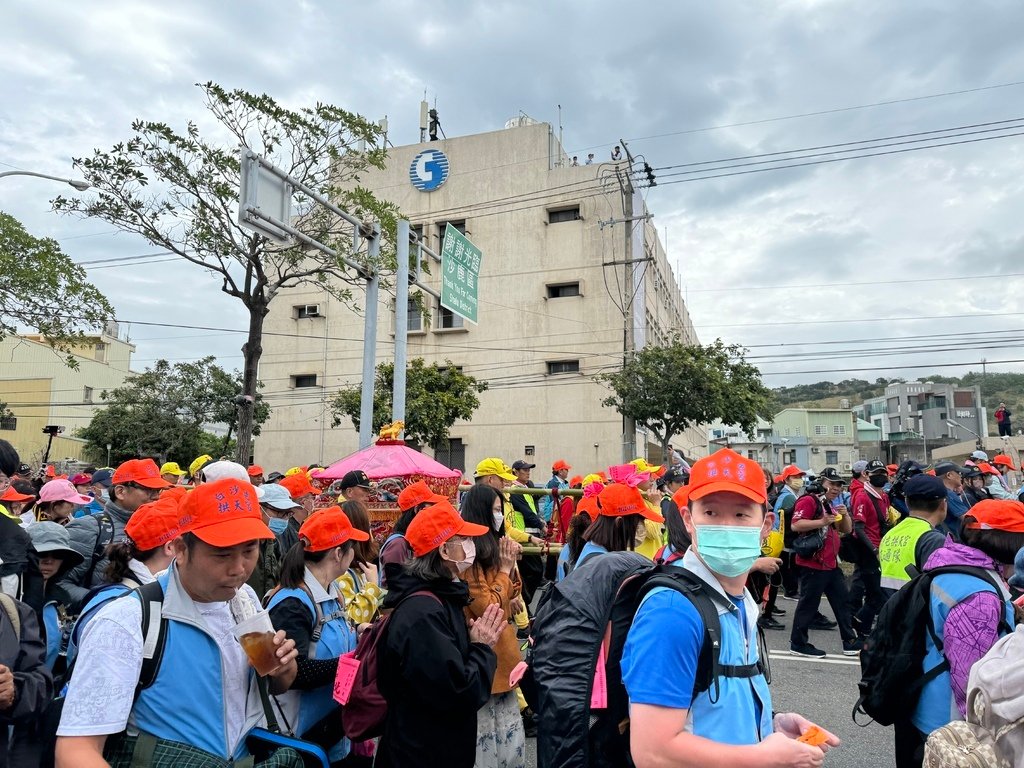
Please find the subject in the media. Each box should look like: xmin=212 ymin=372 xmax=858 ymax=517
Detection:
xmin=525 ymin=595 xmax=897 ymax=767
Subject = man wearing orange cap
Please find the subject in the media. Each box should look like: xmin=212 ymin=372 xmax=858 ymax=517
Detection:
xmin=540 ymin=459 xmax=571 ymax=523
xmin=276 ymin=472 xmax=319 ymax=555
xmin=59 ymin=458 xmax=172 ymax=611
xmin=247 ymin=465 xmax=265 ymax=487
xmin=56 ymin=478 xmax=300 ymax=766
xmin=622 ymin=449 xmax=839 ymax=766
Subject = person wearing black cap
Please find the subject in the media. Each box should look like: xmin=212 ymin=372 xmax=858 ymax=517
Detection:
xmin=878 ymin=474 xmax=949 ymax=598
xmin=849 ymin=459 xmax=892 ymax=637
xmin=509 ymin=460 xmax=545 ymax=606
xmin=339 ymin=470 xmax=373 ymax=504
xmin=934 ymin=460 xmax=971 ymax=537
xmin=961 ymin=465 xmax=990 ymax=507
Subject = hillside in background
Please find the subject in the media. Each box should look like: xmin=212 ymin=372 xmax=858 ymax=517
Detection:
xmin=771 ymin=372 xmax=1024 ymax=432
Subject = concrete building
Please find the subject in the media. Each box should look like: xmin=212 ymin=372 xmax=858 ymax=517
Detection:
xmin=0 ymin=324 xmax=135 ymax=466
xmin=852 ymin=381 xmax=988 ymax=442
xmin=254 ymin=120 xmax=703 ymax=475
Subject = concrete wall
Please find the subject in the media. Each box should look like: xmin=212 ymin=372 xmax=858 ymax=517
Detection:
xmin=254 ymin=122 xmax=704 ymax=476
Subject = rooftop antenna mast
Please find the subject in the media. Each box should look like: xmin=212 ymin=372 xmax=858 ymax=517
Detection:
xmin=419 ymin=95 xmax=428 ymax=143
xmin=558 ymin=104 xmax=563 ymax=167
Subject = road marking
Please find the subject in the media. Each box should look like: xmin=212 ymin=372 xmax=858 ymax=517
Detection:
xmin=768 ymin=651 xmax=860 ymax=667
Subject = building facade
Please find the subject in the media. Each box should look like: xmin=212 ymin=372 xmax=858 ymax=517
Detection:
xmin=0 ymin=325 xmax=135 ymax=466
xmin=852 ymin=381 xmax=988 ymax=442
xmin=254 ymin=121 xmax=703 ymax=475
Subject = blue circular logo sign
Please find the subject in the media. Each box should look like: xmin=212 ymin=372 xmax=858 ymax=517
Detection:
xmin=409 ymin=148 xmax=449 ymax=192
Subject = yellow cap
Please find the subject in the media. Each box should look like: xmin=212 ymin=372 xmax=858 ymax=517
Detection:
xmin=189 ymin=455 xmax=213 ymax=477
xmin=474 ymin=458 xmax=515 ymax=482
xmin=629 ymin=458 xmax=664 ymax=478
xmin=582 ymin=473 xmax=605 ymax=487
xmin=159 ymin=462 xmax=186 ymax=477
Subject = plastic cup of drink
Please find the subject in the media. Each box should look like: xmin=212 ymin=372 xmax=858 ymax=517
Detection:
xmin=232 ymin=611 xmax=281 ymax=676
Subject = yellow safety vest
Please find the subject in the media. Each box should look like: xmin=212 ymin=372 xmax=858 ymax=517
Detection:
xmin=879 ymin=516 xmax=932 ymax=591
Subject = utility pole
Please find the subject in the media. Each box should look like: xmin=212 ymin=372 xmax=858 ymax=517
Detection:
xmin=619 ymin=138 xmax=636 ymax=462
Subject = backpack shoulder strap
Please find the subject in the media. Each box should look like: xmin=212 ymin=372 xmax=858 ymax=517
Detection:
xmin=0 ymin=592 xmax=20 ymax=638
xmin=83 ymin=512 xmax=116 ymax=587
xmin=135 ymin=580 xmax=168 ymax=691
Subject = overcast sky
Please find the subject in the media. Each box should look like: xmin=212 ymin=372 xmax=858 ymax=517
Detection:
xmin=3 ymin=0 xmax=1023 ymax=389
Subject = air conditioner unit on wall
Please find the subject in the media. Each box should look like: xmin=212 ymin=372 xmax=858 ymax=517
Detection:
xmin=842 ymin=462 xmax=852 ymax=471
xmin=811 ymin=447 xmax=820 ymax=454
xmin=303 ymin=304 xmax=320 ymax=317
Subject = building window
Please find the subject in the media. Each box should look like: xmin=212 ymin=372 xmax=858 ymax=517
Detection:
xmin=747 ymin=450 xmax=757 ymax=460
xmin=546 ymin=282 xmax=581 ymax=298
xmin=406 ymin=298 xmax=423 ymax=332
xmin=833 ymin=425 xmax=846 ymax=435
xmin=440 ymin=220 xmax=466 ymax=236
xmin=794 ymin=427 xmax=802 ymax=436
xmin=547 ymin=360 xmax=580 ymax=375
xmin=784 ymin=428 xmax=791 ymax=437
xmin=94 ymin=342 xmax=106 ymax=362
xmin=294 ymin=304 xmax=321 ymax=319
xmin=437 ymin=304 xmax=464 ymax=330
xmin=548 ymin=206 xmax=581 ymax=224
xmin=433 ymin=438 xmax=466 ymax=471
xmin=292 ymin=374 xmax=319 ymax=388
xmin=783 ymin=450 xmax=795 ymax=464
xmin=83 ymin=386 xmax=94 ymax=403
xmin=0 ymin=415 xmax=15 ymax=431
xmin=825 ymin=450 xmax=839 ymax=464
xmin=813 ymin=425 xmax=827 ymax=436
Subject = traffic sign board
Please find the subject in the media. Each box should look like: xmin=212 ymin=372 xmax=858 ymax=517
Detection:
xmin=440 ymin=224 xmax=482 ymax=324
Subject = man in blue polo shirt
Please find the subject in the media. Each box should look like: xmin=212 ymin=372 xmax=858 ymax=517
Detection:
xmin=621 ymin=449 xmax=839 ymax=767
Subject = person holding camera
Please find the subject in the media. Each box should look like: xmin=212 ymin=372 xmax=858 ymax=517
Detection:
xmin=788 ymin=468 xmax=858 ymax=658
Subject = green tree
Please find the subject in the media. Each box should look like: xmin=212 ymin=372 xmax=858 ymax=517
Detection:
xmin=0 ymin=211 xmax=114 ymax=362
xmin=53 ymin=82 xmax=399 ymax=464
xmin=77 ymin=356 xmax=269 ymax=464
xmin=598 ymin=338 xmax=775 ymax=462
xmin=330 ymin=359 xmax=488 ymax=449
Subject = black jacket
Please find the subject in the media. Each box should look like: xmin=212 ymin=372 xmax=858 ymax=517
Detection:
xmin=0 ymin=515 xmax=43 ymax=617
xmin=0 ymin=595 xmax=53 ymax=767
xmin=376 ymin=564 xmax=497 ymax=768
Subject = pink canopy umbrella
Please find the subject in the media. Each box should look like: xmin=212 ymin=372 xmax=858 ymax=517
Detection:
xmin=313 ymin=439 xmax=461 ymax=481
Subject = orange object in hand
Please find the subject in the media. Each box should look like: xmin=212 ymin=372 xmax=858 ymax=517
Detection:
xmin=797 ymin=725 xmax=829 ymax=746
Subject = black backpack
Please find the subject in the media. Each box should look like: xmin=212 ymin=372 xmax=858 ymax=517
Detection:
xmin=530 ymin=551 xmax=769 ymax=768
xmin=853 ymin=565 xmax=1011 ymax=727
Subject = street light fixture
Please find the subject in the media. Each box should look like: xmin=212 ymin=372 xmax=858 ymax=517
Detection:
xmin=946 ymin=419 xmax=981 ymax=439
xmin=0 ymin=169 xmax=90 ymax=191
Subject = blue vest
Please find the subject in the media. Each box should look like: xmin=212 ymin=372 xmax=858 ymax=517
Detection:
xmin=911 ymin=569 xmax=1015 ymax=735
xmin=639 ymin=552 xmax=773 ymax=745
xmin=575 ymin=541 xmax=608 ymax=570
xmin=67 ymin=583 xmax=132 ymax=666
xmin=772 ymin=487 xmax=795 ymax=532
xmin=42 ymin=601 xmax=60 ymax=670
xmin=130 ymin=568 xmax=265 ymax=759
xmin=267 ymin=572 xmax=357 ymax=761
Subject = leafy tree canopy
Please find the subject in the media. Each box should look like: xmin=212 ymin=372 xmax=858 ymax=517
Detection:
xmin=330 ymin=358 xmax=488 ymax=449
xmin=0 ymin=211 xmax=114 ymax=363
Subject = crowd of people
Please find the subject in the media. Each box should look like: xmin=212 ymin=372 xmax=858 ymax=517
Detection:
xmin=1 ymin=435 xmax=1023 ymax=767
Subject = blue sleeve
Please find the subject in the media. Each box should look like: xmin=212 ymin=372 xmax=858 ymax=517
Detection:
xmin=621 ymin=589 xmax=704 ymax=709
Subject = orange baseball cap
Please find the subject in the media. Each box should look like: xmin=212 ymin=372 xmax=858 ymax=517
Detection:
xmin=179 ymin=477 xmax=273 ymax=547
xmin=778 ymin=465 xmax=806 ymax=482
xmin=597 ymin=483 xmax=663 ymax=522
xmin=886 ymin=464 xmax=898 ymax=474
xmin=247 ymin=465 xmax=264 ymax=477
xmin=687 ymin=449 xmax=768 ymax=505
xmin=993 ymin=454 xmax=1018 ymax=471
xmin=576 ymin=495 xmax=600 ymax=519
xmin=405 ymin=500 xmax=489 ymax=557
xmin=299 ymin=506 xmax=370 ymax=552
xmin=125 ymin=487 xmax=190 ymax=550
xmin=978 ymin=462 xmax=1001 ymax=477
xmin=672 ymin=486 xmax=689 ymax=509
xmin=397 ymin=480 xmax=446 ymax=511
xmin=569 ymin=475 xmax=583 ymax=487
xmin=0 ymin=485 xmax=35 ymax=503
xmin=963 ymin=499 xmax=1024 ymax=534
xmin=112 ymin=459 xmax=172 ymax=489
xmin=279 ymin=472 xmax=317 ymax=499
xmin=552 ymin=460 xmax=571 ymax=472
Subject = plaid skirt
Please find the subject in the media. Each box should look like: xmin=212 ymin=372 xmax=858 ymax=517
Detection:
xmin=104 ymin=732 xmax=305 ymax=768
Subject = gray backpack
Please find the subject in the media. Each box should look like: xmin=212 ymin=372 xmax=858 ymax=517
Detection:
xmin=924 ymin=624 xmax=1024 ymax=767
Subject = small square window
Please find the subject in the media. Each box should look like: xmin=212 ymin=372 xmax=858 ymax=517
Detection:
xmin=833 ymin=425 xmax=846 ymax=435
xmin=83 ymin=386 xmax=94 ymax=403
xmin=548 ymin=206 xmax=581 ymax=224
xmin=547 ymin=360 xmax=580 ymax=375
xmin=94 ymin=342 xmax=107 ymax=362
xmin=292 ymin=374 xmax=319 ymax=388
xmin=546 ymin=282 xmax=581 ymax=299
xmin=406 ymin=298 xmax=423 ymax=332
xmin=0 ymin=415 xmax=15 ymax=431
xmin=813 ymin=425 xmax=827 ymax=436
xmin=438 ymin=304 xmax=464 ymax=329
xmin=825 ymin=450 xmax=839 ymax=464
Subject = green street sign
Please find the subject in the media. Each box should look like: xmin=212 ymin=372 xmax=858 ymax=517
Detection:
xmin=440 ymin=223 xmax=482 ymax=324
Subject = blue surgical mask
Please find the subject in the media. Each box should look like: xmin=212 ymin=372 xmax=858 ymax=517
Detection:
xmin=268 ymin=517 xmax=289 ymax=534
xmin=694 ymin=524 xmax=764 ymax=577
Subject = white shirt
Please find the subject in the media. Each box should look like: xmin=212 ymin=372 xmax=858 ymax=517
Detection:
xmin=127 ymin=558 xmax=156 ymax=585
xmin=58 ymin=582 xmax=261 ymax=756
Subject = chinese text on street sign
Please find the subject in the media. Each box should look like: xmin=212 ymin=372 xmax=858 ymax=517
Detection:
xmin=440 ymin=223 xmax=482 ymax=324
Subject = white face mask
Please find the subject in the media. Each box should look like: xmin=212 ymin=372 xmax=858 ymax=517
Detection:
xmin=634 ymin=522 xmax=647 ymax=547
xmin=492 ymin=511 xmax=504 ymax=531
xmin=445 ymin=538 xmax=476 ymax=573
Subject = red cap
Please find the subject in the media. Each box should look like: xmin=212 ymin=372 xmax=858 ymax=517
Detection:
xmin=993 ymin=454 xmax=1018 ymax=471
xmin=886 ymin=464 xmax=898 ymax=474
xmin=778 ymin=465 xmax=806 ymax=482
xmin=179 ymin=478 xmax=274 ymax=547
xmin=964 ymin=499 xmax=1024 ymax=534
xmin=687 ymin=449 xmax=768 ymax=505
xmin=0 ymin=485 xmax=35 ymax=503
xmin=125 ymin=487 xmax=190 ymax=550
xmin=397 ymin=480 xmax=446 ymax=511
xmin=112 ymin=459 xmax=172 ymax=489
xmin=569 ymin=475 xmax=584 ymax=487
xmin=552 ymin=460 xmax=571 ymax=472
xmin=70 ymin=473 xmax=93 ymax=486
xmin=597 ymin=484 xmax=663 ymax=522
xmin=247 ymin=465 xmax=264 ymax=477
xmin=299 ymin=506 xmax=370 ymax=551
xmin=978 ymin=462 xmax=1002 ymax=477
xmin=279 ymin=473 xmax=317 ymax=500
xmin=405 ymin=500 xmax=489 ymax=557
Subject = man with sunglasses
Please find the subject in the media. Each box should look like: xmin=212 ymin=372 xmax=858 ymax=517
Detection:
xmin=58 ymin=459 xmax=171 ymax=611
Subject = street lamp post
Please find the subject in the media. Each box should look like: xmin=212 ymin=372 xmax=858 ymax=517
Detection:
xmin=946 ymin=419 xmax=982 ymax=449
xmin=0 ymin=170 xmax=90 ymax=191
